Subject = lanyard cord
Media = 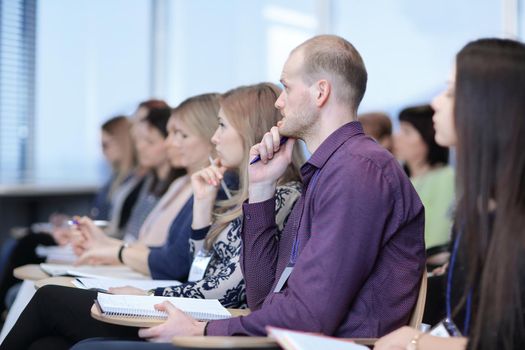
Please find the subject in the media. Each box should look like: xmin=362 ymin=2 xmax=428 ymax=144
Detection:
xmin=289 ymin=169 xmax=321 ymax=265
xmin=446 ymin=230 xmax=473 ymax=335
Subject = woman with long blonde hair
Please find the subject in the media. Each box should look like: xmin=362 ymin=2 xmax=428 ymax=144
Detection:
xmin=1 ymin=83 xmax=303 ymax=350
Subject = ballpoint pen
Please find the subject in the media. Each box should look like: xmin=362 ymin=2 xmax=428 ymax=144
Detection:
xmin=208 ymin=156 xmax=232 ymax=199
xmin=249 ymin=137 xmax=289 ymax=165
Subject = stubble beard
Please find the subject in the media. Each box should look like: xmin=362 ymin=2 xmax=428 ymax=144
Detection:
xmin=279 ymin=107 xmax=317 ymax=140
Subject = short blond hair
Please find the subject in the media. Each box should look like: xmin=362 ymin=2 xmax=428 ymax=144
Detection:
xmin=294 ymin=35 xmax=367 ymax=113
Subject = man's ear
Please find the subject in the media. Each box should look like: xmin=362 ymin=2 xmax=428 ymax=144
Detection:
xmin=313 ymin=79 xmax=330 ymax=107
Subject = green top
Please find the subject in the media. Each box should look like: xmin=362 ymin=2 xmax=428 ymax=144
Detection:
xmin=411 ymin=166 xmax=455 ymax=249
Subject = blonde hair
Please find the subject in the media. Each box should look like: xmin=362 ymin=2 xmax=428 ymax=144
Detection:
xmin=205 ymin=83 xmax=304 ymax=249
xmin=171 ymin=93 xmax=221 ymax=143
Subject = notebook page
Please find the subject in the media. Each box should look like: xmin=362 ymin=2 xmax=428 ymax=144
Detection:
xmin=40 ymin=263 xmax=71 ymax=276
xmin=267 ymin=327 xmax=368 ymax=350
xmin=97 ymin=293 xmax=231 ymax=320
xmin=67 ymin=265 xmax=148 ymax=280
xmin=40 ymin=263 xmax=148 ymax=279
xmin=73 ymin=278 xmax=180 ymax=291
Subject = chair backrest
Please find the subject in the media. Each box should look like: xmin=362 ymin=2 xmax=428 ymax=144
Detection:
xmin=408 ymin=271 xmax=428 ymax=329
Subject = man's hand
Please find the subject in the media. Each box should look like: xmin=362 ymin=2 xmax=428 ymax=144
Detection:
xmin=248 ymin=126 xmax=295 ymax=203
xmin=138 ymin=301 xmax=206 ymax=342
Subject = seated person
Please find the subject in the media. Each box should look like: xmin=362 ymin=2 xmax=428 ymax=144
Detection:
xmin=0 ymin=115 xmax=140 ymax=314
xmin=358 ymin=111 xmax=393 ymax=152
xmin=375 ymin=37 xmax=525 ymax=350
xmin=73 ymin=93 xmax=222 ymax=280
xmin=1 ymin=83 xmax=303 ymax=350
xmin=59 ymin=35 xmax=423 ymax=350
xmin=393 ymin=104 xmax=455 ymax=266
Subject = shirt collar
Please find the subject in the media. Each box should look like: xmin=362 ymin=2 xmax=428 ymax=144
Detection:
xmin=307 ymin=121 xmax=364 ymax=169
xmin=299 ymin=121 xmax=364 ymax=186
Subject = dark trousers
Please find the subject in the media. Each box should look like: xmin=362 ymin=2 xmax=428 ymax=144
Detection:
xmin=71 ymin=339 xmax=176 ymax=350
xmin=0 ymin=233 xmax=55 ymax=311
xmin=0 ymin=285 xmax=140 ymax=350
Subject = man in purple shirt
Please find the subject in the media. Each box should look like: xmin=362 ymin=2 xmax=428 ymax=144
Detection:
xmin=137 ymin=34 xmax=425 ymax=342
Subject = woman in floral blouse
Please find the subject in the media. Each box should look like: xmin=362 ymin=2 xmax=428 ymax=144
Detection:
xmin=1 ymin=83 xmax=304 ymax=350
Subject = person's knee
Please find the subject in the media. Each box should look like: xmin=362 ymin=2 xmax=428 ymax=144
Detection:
xmin=34 ymin=284 xmax=63 ymax=300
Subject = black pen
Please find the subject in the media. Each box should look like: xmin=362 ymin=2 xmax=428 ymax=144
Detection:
xmin=249 ymin=137 xmax=289 ymax=165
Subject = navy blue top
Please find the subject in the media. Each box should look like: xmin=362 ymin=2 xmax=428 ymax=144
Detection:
xmin=147 ymin=171 xmax=239 ymax=281
xmin=148 ymin=196 xmax=194 ymax=281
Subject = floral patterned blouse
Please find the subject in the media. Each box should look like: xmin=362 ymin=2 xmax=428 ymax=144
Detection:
xmin=155 ymin=182 xmax=302 ymax=308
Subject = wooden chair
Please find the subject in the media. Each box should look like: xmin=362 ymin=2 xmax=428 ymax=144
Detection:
xmin=170 ymin=272 xmax=428 ymax=349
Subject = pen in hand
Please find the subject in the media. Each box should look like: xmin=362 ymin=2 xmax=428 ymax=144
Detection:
xmin=249 ymin=137 xmax=289 ymax=165
xmin=208 ymin=156 xmax=232 ymax=199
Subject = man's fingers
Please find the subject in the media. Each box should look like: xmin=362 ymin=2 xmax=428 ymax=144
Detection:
xmin=270 ymin=126 xmax=281 ymax=151
xmin=138 ymin=325 xmax=161 ymax=339
xmin=257 ymin=142 xmax=269 ymax=163
xmin=262 ymin=132 xmax=274 ymax=159
xmin=155 ymin=301 xmax=180 ymax=316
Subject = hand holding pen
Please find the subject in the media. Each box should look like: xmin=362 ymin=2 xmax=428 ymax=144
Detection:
xmin=191 ymin=158 xmax=230 ymax=202
xmin=248 ymin=126 xmax=295 ymax=202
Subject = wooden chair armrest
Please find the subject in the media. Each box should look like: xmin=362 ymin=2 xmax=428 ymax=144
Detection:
xmin=228 ymin=308 xmax=251 ymax=317
xmin=172 ymin=336 xmax=280 ymax=349
xmin=34 ymin=276 xmax=76 ymax=289
xmin=13 ymin=264 xmax=49 ymax=281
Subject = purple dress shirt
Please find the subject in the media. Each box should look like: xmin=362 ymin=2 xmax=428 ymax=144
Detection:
xmin=207 ymin=121 xmax=425 ymax=338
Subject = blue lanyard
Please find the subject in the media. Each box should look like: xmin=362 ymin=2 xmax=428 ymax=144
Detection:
xmin=289 ymin=169 xmax=321 ymax=265
xmin=446 ymin=230 xmax=473 ymax=335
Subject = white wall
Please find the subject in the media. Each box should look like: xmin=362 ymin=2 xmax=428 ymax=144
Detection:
xmin=331 ymin=0 xmax=503 ymax=120
xmin=163 ymin=0 xmax=317 ymax=105
xmin=35 ymin=0 xmax=152 ymax=183
xmin=32 ymin=0 xmax=519 ymax=182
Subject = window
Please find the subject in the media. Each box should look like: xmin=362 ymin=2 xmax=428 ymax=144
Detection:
xmin=0 ymin=0 xmax=36 ymax=181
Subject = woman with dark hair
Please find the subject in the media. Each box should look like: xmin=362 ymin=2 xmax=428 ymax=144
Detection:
xmin=376 ymin=38 xmax=525 ymax=350
xmin=109 ymin=105 xmax=182 ymax=244
xmin=358 ymin=112 xmax=393 ymax=152
xmin=394 ymin=105 xmax=455 ymax=257
xmin=0 ymin=115 xmax=140 ymax=315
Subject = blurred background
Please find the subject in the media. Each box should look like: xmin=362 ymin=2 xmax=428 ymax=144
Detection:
xmin=0 ymin=0 xmax=523 ymax=235
xmin=1 ymin=0 xmax=523 ymax=184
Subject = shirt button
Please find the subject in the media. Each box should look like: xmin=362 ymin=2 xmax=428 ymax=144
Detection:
xmin=246 ymin=214 xmax=251 ymax=220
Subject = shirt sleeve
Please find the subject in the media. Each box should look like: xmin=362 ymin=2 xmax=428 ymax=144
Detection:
xmin=207 ymin=157 xmax=395 ymax=336
xmin=240 ymin=184 xmax=301 ymax=310
xmin=157 ymin=185 xmax=300 ymax=308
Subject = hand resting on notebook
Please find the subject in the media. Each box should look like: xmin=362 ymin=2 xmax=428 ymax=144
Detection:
xmin=137 ymin=301 xmax=206 ymax=342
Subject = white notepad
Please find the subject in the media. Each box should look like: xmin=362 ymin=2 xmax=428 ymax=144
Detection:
xmin=73 ymin=278 xmax=180 ymax=291
xmin=267 ymin=327 xmax=368 ymax=350
xmin=40 ymin=263 xmax=148 ymax=280
xmin=96 ymin=293 xmax=231 ymax=321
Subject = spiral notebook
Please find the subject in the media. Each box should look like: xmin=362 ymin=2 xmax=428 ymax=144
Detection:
xmin=95 ymin=293 xmax=231 ymax=321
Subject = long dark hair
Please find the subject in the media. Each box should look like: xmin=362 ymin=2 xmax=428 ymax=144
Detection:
xmin=454 ymin=38 xmax=525 ymax=349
